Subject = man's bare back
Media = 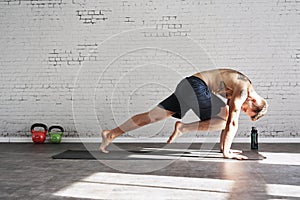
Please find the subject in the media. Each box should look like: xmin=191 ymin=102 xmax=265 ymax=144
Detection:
xmin=194 ymin=69 xmax=251 ymax=99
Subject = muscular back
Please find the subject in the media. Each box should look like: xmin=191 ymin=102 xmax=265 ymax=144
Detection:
xmin=193 ymin=69 xmax=252 ymax=99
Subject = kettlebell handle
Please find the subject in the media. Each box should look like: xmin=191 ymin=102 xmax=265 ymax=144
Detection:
xmin=31 ymin=123 xmax=48 ymax=133
xmin=48 ymin=125 xmax=64 ymax=133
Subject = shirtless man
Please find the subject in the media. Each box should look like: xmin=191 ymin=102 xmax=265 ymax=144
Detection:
xmin=100 ymin=69 xmax=268 ymax=159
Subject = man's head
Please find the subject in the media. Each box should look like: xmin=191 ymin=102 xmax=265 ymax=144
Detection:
xmin=241 ymin=91 xmax=268 ymax=121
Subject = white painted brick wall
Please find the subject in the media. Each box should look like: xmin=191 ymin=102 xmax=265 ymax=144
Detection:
xmin=0 ymin=0 xmax=299 ymax=140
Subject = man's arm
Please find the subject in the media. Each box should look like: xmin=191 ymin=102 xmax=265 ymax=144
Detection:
xmin=220 ymin=99 xmax=230 ymax=152
xmin=222 ymin=87 xmax=248 ymax=159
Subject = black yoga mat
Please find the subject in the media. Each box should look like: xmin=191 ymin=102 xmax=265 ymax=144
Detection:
xmin=52 ymin=150 xmax=96 ymax=160
xmin=240 ymin=150 xmax=266 ymax=160
xmin=52 ymin=149 xmax=183 ymax=160
xmin=52 ymin=149 xmax=266 ymax=160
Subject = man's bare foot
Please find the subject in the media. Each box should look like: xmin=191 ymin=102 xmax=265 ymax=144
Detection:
xmin=99 ymin=130 xmax=112 ymax=153
xmin=167 ymin=121 xmax=183 ymax=143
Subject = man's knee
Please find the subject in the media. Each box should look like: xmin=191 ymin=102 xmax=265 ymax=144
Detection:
xmin=148 ymin=111 xmax=165 ymax=123
xmin=217 ymin=105 xmax=229 ymax=121
xmin=148 ymin=106 xmax=173 ymax=122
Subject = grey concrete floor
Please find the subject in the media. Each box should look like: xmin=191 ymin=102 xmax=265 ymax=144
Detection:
xmin=0 ymin=143 xmax=299 ymax=200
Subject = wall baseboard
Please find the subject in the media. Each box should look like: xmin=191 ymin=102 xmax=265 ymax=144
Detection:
xmin=1 ymin=137 xmax=300 ymax=143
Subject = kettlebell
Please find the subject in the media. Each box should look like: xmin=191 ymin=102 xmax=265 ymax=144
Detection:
xmin=31 ymin=123 xmax=48 ymax=144
xmin=48 ymin=125 xmax=64 ymax=144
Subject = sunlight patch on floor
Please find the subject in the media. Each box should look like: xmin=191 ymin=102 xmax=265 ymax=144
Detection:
xmin=258 ymin=152 xmax=300 ymax=166
xmin=54 ymin=172 xmax=234 ymax=200
xmin=267 ymin=184 xmax=300 ymax=198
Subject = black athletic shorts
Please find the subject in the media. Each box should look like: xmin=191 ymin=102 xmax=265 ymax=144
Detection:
xmin=158 ymin=76 xmax=226 ymax=120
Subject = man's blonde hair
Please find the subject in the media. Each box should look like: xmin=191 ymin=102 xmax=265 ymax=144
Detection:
xmin=251 ymin=98 xmax=268 ymax=121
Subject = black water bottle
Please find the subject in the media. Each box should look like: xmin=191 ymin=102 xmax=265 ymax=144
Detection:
xmin=251 ymin=127 xmax=258 ymax=150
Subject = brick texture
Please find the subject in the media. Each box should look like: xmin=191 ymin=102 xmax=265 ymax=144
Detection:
xmin=0 ymin=0 xmax=299 ymax=139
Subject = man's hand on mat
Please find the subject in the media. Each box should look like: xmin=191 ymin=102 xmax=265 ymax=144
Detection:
xmin=223 ymin=152 xmax=248 ymax=160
